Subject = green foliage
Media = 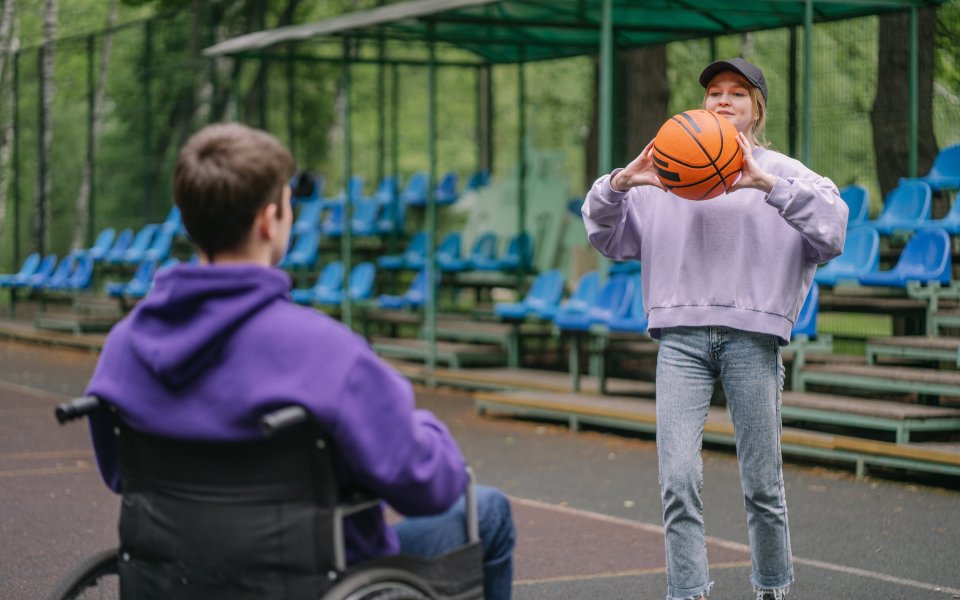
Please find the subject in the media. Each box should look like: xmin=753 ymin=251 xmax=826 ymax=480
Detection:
xmin=4 ymin=0 xmax=960 ymax=273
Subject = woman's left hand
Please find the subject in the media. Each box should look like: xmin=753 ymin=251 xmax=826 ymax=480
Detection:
xmin=727 ymin=132 xmax=778 ymax=194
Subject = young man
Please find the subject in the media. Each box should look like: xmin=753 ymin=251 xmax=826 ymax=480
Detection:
xmin=85 ymin=123 xmax=514 ymax=599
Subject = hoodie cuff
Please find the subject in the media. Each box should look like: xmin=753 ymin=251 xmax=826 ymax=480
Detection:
xmin=608 ymin=168 xmax=627 ymax=193
xmin=763 ymin=175 xmax=791 ymax=209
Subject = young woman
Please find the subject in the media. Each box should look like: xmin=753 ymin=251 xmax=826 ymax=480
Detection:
xmin=582 ymin=58 xmax=848 ymax=600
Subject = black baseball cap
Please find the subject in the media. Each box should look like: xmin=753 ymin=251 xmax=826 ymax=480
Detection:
xmin=699 ymin=57 xmax=767 ymax=101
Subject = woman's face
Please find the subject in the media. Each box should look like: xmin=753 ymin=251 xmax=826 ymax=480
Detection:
xmin=704 ymin=71 xmax=754 ymax=134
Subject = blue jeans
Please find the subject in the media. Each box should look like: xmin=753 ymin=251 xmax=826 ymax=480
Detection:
xmin=656 ymin=326 xmax=794 ymax=599
xmin=394 ymin=486 xmax=515 ymax=600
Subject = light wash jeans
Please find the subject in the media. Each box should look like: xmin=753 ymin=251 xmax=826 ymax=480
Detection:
xmin=656 ymin=326 xmax=794 ymax=600
xmin=394 ymin=486 xmax=515 ymax=600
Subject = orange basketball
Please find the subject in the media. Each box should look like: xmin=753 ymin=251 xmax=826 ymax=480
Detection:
xmin=652 ymin=109 xmax=743 ymax=201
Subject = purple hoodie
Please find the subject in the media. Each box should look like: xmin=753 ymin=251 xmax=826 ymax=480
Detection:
xmin=85 ymin=263 xmax=467 ymax=562
xmin=583 ymin=147 xmax=848 ymax=343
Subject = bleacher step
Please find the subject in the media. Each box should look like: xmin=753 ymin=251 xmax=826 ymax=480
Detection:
xmin=474 ymin=389 xmax=960 ymax=477
xmin=798 ymin=363 xmax=960 ymax=403
xmin=372 ymin=337 xmax=507 ymax=369
xmin=384 ymin=362 xmax=654 ymax=397
xmin=866 ymin=335 xmax=960 ymax=365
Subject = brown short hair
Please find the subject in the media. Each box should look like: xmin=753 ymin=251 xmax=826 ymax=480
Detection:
xmin=173 ymin=123 xmax=295 ymax=256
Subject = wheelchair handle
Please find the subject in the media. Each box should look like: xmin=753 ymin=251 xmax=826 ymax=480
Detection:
xmin=55 ymin=395 xmax=102 ymax=424
xmin=261 ymin=406 xmax=309 ymax=437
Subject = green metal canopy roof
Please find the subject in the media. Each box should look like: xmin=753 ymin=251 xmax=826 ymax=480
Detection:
xmin=205 ymin=0 xmax=945 ymax=63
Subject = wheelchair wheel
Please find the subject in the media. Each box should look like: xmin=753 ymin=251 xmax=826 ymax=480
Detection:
xmin=324 ymin=567 xmax=435 ymax=600
xmin=46 ymin=548 xmax=119 ymax=600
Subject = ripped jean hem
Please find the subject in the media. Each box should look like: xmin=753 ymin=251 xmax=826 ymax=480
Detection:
xmin=752 ymin=568 xmax=794 ymax=593
xmin=667 ymin=580 xmax=713 ymax=600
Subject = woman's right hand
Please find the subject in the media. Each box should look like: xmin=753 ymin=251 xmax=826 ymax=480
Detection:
xmin=612 ymin=140 xmax=666 ymax=192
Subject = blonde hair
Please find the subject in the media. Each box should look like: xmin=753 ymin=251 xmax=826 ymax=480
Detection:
xmin=701 ymin=73 xmax=770 ymax=148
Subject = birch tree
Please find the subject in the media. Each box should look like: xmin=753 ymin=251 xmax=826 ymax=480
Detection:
xmin=0 ymin=0 xmax=17 ymax=259
xmin=33 ymin=0 xmax=57 ymax=254
xmin=71 ymin=0 xmax=118 ymax=250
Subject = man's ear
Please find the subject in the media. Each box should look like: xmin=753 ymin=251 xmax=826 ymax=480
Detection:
xmin=256 ymin=201 xmax=279 ymax=240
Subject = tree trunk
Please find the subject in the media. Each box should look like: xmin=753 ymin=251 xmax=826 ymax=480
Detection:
xmin=0 ymin=0 xmax=18 ymax=257
xmin=585 ymin=45 xmax=669 ymax=184
xmin=71 ymin=0 xmax=117 ymax=251
xmin=33 ymin=0 xmax=56 ymax=255
xmin=871 ymin=8 xmax=938 ymax=200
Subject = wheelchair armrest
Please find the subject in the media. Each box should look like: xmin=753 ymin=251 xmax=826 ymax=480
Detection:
xmin=260 ymin=405 xmax=309 ymax=436
xmin=330 ymin=466 xmax=479 ymax=572
xmin=55 ymin=395 xmax=103 ymax=424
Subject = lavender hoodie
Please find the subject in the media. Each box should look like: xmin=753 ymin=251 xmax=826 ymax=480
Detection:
xmin=85 ymin=263 xmax=467 ymax=562
xmin=583 ymin=147 xmax=848 ymax=343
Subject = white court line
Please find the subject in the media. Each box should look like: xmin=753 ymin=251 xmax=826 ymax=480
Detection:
xmin=511 ymin=497 xmax=960 ymax=596
xmin=0 ymin=378 xmax=71 ymax=402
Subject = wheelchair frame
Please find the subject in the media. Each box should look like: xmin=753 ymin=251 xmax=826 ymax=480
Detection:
xmin=49 ymin=396 xmax=482 ymax=600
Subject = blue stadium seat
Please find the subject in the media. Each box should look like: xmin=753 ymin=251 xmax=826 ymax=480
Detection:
xmin=554 ymin=274 xmax=636 ymax=332
xmin=377 ymin=231 xmax=427 ymax=272
xmin=161 ymin=206 xmax=184 ymax=235
xmin=608 ymin=260 xmax=641 ymax=276
xmin=858 ymin=228 xmax=951 ymax=287
xmin=549 ymin=271 xmax=601 ymax=323
xmin=71 ymin=228 xmax=116 ymax=260
xmin=918 ymin=196 xmax=960 ymax=235
xmin=864 ymin=181 xmax=931 ymax=235
xmin=65 ymin=256 xmax=95 ymax=291
xmin=434 ymin=171 xmax=460 ymax=206
xmin=465 ymin=232 xmax=499 ymax=271
xmin=839 ymin=184 xmax=869 ymax=229
xmin=898 ymin=143 xmax=960 ymax=192
xmin=323 ymin=175 xmax=365 ymax=207
xmin=291 ymin=261 xmax=343 ymax=305
xmin=493 ymin=269 xmax=565 ymax=321
xmin=143 ymin=228 xmax=176 ymax=263
xmin=436 ymin=232 xmax=463 ymax=272
xmin=438 ymin=232 xmax=498 ymax=273
xmin=377 ymin=269 xmax=428 ymax=310
xmin=292 ymin=200 xmax=323 ymax=235
xmin=314 ymin=262 xmax=376 ymax=306
xmin=102 ymin=228 xmax=134 ymax=264
xmin=376 ymin=196 xmax=406 ymax=235
xmin=465 ymin=170 xmax=490 ymax=192
xmin=351 ymin=198 xmax=382 ymax=237
xmin=39 ymin=256 xmax=76 ymax=291
xmin=106 ymin=259 xmax=157 ymax=299
xmin=281 ymin=229 xmax=321 ymax=270
xmin=0 ymin=253 xmax=41 ymax=287
xmin=370 ymin=176 xmax=399 ymax=203
xmin=791 ymin=282 xmax=820 ymax=340
xmin=496 ymin=232 xmax=533 ymax=272
xmin=18 ymin=254 xmax=58 ymax=289
xmin=119 ymin=224 xmax=160 ymax=266
xmin=814 ymin=226 xmax=880 ymax=287
xmin=321 ymin=203 xmax=345 ymax=237
xmin=606 ymin=278 xmax=648 ymax=334
xmin=400 ymin=172 xmax=429 ymax=206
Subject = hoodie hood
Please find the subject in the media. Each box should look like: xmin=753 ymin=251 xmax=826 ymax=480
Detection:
xmin=128 ymin=263 xmax=291 ymax=387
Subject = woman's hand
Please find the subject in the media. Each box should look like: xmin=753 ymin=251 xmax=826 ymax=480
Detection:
xmin=728 ymin=132 xmax=778 ymax=194
xmin=612 ymin=140 xmax=667 ymax=192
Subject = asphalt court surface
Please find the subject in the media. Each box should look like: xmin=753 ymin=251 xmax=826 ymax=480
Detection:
xmin=1 ymin=339 xmax=959 ymax=599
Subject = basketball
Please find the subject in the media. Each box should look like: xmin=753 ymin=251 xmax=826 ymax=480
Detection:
xmin=652 ymin=109 xmax=743 ymax=200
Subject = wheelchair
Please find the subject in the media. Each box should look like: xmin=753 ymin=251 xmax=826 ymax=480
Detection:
xmin=48 ymin=396 xmax=484 ymax=600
